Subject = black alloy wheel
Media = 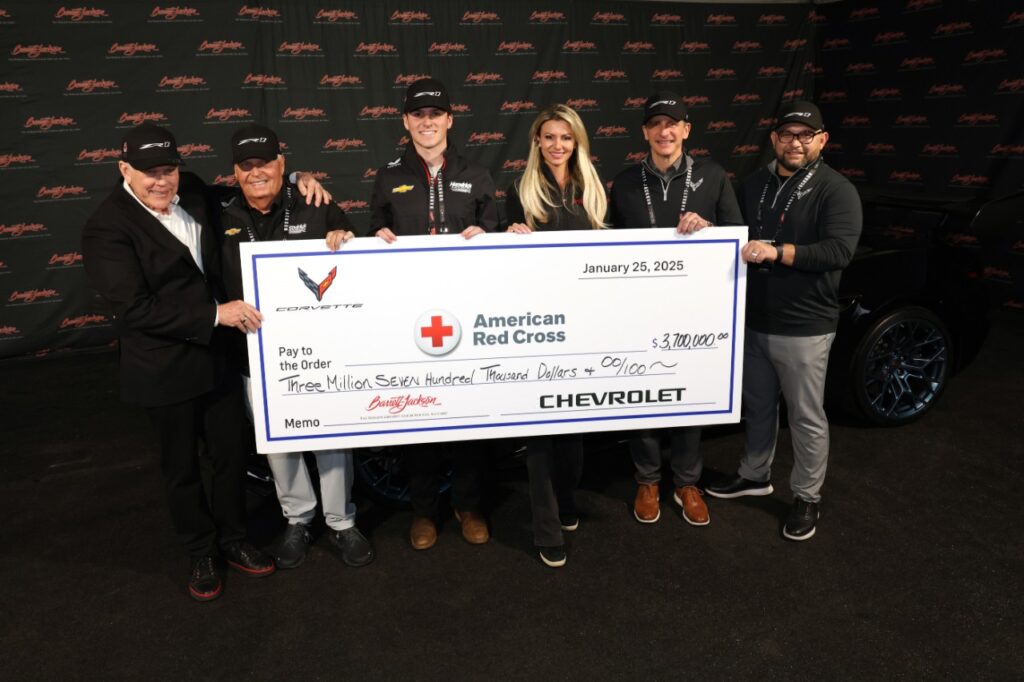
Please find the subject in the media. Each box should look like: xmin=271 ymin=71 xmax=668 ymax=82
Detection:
xmin=851 ymin=306 xmax=952 ymax=426
xmin=354 ymin=449 xmax=452 ymax=508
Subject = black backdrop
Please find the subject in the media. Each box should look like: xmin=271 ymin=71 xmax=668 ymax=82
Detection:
xmin=1 ymin=0 xmax=1021 ymax=359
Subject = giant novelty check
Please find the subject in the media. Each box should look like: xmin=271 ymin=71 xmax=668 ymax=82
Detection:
xmin=242 ymin=227 xmax=747 ymax=454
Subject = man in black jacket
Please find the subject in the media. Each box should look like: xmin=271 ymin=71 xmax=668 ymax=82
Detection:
xmin=219 ymin=124 xmax=374 ymax=570
xmin=706 ymin=101 xmax=862 ymax=541
xmin=82 ymin=124 xmax=275 ymax=601
xmin=609 ymin=92 xmax=743 ymax=529
xmin=368 ymin=77 xmax=498 ymax=550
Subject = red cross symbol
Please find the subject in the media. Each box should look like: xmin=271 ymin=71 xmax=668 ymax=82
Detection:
xmin=420 ymin=315 xmax=454 ymax=348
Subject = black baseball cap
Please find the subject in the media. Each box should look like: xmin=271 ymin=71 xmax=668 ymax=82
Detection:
xmin=775 ymin=100 xmax=825 ymax=131
xmin=121 ymin=124 xmax=181 ymax=170
xmin=643 ymin=91 xmax=689 ymax=124
xmin=231 ymin=124 xmax=280 ymax=165
xmin=403 ymin=77 xmax=450 ymax=113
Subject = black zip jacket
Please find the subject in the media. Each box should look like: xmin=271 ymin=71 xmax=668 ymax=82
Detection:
xmin=504 ymin=164 xmax=601 ymax=232
xmin=739 ymin=159 xmax=862 ymax=336
xmin=368 ymin=143 xmax=498 ymax=236
xmin=610 ymin=153 xmax=743 ymax=229
xmin=218 ymin=182 xmax=353 ymax=374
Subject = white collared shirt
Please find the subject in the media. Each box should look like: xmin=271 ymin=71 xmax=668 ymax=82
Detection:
xmin=123 ymin=179 xmax=204 ymax=273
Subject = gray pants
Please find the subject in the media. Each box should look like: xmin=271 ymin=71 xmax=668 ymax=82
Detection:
xmin=631 ymin=427 xmax=702 ymax=488
xmin=738 ymin=329 xmax=835 ymax=503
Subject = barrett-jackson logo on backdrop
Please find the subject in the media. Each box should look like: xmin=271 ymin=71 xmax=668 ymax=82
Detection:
xmin=532 ymin=70 xmax=568 ymax=84
xmin=212 ymin=174 xmax=237 ymax=186
xmin=594 ymin=125 xmax=628 ymax=139
xmin=732 ymin=144 xmax=761 ymax=157
xmin=921 ymin=143 xmax=958 ymax=157
xmin=0 ymin=81 xmax=25 ymax=97
xmin=706 ymin=67 xmax=737 ymax=80
xmin=7 ymin=289 xmax=62 ymax=305
xmin=281 ymin=107 xmax=328 ymax=123
xmin=957 ymin=113 xmax=999 ymax=127
xmin=394 ymin=73 xmax=430 ymax=88
xmin=845 ymin=62 xmax=875 ymax=75
xmin=389 ymin=10 xmax=431 ymax=24
xmin=927 ymin=83 xmax=966 ymax=97
xmin=1007 ymin=11 xmax=1024 ymax=27
xmin=23 ymin=116 xmax=78 ymax=133
xmin=178 ymin=143 xmax=215 ymax=159
xmin=59 ymin=314 xmax=110 ymax=330
xmin=65 ymin=79 xmax=120 ymax=95
xmin=783 ymin=88 xmax=805 ymax=100
xmin=803 ymin=63 xmax=824 ymax=76
xmin=849 ymin=6 xmax=881 ymax=20
xmin=465 ymin=71 xmax=503 ymax=86
xmin=361 ymin=167 xmax=377 ymax=182
xmin=501 ymin=159 xmax=527 ymax=173
xmin=529 ymin=11 xmax=567 ymax=24
xmin=236 ymin=5 xmax=282 ymax=22
xmin=10 ymin=43 xmax=68 ymax=60
xmin=822 ymin=38 xmax=850 ymax=50
xmin=864 ymin=143 xmax=896 ymax=155
xmin=53 ymin=6 xmax=110 ymax=23
xmin=652 ymin=12 xmax=683 ymax=25
xmin=757 ymin=117 xmax=778 ymax=129
xmin=874 ymin=31 xmax=908 ymax=44
xmin=118 ymin=111 xmax=167 ymax=127
xmin=0 ymin=8 xmax=13 ymax=25
xmin=950 ymin=174 xmax=990 ymax=187
xmin=688 ymin=147 xmax=710 ymax=158
xmin=758 ymin=66 xmax=786 ymax=78
xmin=465 ymin=131 xmax=507 ymax=147
xmin=900 ymin=56 xmax=935 ymax=70
xmin=0 ymin=223 xmax=48 ymax=239
xmin=108 ymin=42 xmax=161 ymax=58
xmin=623 ymin=41 xmax=656 ymax=54
xmin=355 ymin=42 xmax=398 ymax=57
xmin=732 ymin=93 xmax=762 ymax=106
xmin=35 ymin=185 xmax=89 ymax=202
xmin=732 ymin=40 xmax=763 ymax=52
xmin=869 ymin=87 xmax=902 ymax=101
xmin=314 ymin=9 xmax=358 ymax=24
xmin=0 ymin=325 xmax=22 ymax=339
xmin=989 ymin=144 xmax=1024 ymax=158
xmin=825 ymin=142 xmax=844 ymax=154
xmin=450 ymin=103 xmax=471 ymax=116
xmin=499 ymin=100 xmax=539 ymax=114
xmin=497 ymin=41 xmax=536 ymax=55
xmin=964 ymin=49 xmax=1008 ymax=64
xmin=706 ymin=120 xmax=737 ymax=133
xmin=319 ymin=74 xmax=363 ymax=89
xmin=683 ymin=95 xmax=711 ymax=108
xmin=782 ymin=38 xmax=808 ymax=51
xmin=679 ymin=41 xmax=711 ymax=54
xmin=905 ymin=0 xmax=941 ymax=11
xmin=243 ymin=73 xmax=286 ymax=89
xmin=997 ymin=78 xmax=1024 ymax=94
xmin=197 ymin=40 xmax=246 ymax=56
xmin=47 ymin=252 xmax=84 ymax=268
xmin=622 ymin=96 xmax=645 ymax=109
xmin=841 ymin=115 xmax=871 ymax=127
xmin=593 ymin=69 xmax=628 ymax=83
xmin=889 ymin=171 xmax=923 ymax=184
xmin=149 ymin=6 xmax=202 ymax=22
xmin=278 ymin=41 xmax=323 ymax=57
xmin=624 ymin=151 xmax=647 ymax=163
xmin=157 ymin=75 xmax=208 ymax=92
xmin=322 ymin=138 xmax=367 ymax=153
xmin=592 ymin=11 xmax=626 ymax=25
xmin=565 ymin=98 xmax=598 ymax=112
xmin=461 ymin=11 xmax=500 ymax=24
xmin=0 ymin=153 xmax=37 ymax=169
xmin=894 ymin=114 xmax=929 ymax=127
xmin=705 ymin=13 xmax=735 ymax=26
xmin=652 ymin=69 xmax=683 ymax=82
xmin=203 ymin=107 xmax=253 ymax=124
xmin=358 ymin=105 xmax=401 ymax=120
xmin=395 ymin=135 xmax=410 ymax=147
xmin=76 ymin=147 xmax=120 ymax=165
xmin=758 ymin=13 xmax=786 ymax=25
xmin=819 ymin=90 xmax=848 ymax=102
xmin=933 ymin=21 xmax=972 ymax=37
xmin=562 ymin=40 xmax=597 ymax=54
xmin=429 ymin=42 xmax=468 ymax=56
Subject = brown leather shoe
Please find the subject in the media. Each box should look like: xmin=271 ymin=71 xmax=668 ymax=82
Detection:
xmin=674 ymin=485 xmax=710 ymax=526
xmin=454 ymin=510 xmax=489 ymax=544
xmin=409 ymin=516 xmax=437 ymax=550
xmin=633 ymin=483 xmax=661 ymax=523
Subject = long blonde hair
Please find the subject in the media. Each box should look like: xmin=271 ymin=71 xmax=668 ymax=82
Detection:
xmin=516 ymin=104 xmax=607 ymax=229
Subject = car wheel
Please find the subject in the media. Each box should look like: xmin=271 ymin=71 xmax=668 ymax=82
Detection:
xmin=353 ymin=449 xmax=452 ymax=509
xmin=851 ymin=306 xmax=952 ymax=426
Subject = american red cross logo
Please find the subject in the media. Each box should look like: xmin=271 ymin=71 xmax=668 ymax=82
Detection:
xmin=420 ymin=315 xmax=453 ymax=348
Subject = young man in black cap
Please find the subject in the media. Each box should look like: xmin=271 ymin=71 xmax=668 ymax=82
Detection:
xmin=218 ymin=124 xmax=374 ymax=569
xmin=368 ymin=77 xmax=499 ymax=550
xmin=82 ymin=124 xmax=275 ymax=601
xmin=705 ymin=101 xmax=862 ymax=541
xmin=609 ymin=91 xmax=742 ymax=528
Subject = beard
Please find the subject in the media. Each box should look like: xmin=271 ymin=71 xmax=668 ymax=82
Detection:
xmin=776 ymin=148 xmax=820 ymax=174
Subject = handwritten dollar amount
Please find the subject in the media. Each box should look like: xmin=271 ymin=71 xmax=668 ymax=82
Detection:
xmin=651 ymin=332 xmax=728 ymax=350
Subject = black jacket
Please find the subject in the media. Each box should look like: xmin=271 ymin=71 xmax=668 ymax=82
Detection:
xmin=82 ymin=172 xmax=229 ymax=407
xmin=217 ymin=182 xmax=353 ymax=375
xmin=368 ymin=143 xmax=498 ymax=236
xmin=739 ymin=159 xmax=862 ymax=336
xmin=504 ymin=164 xmax=600 ymax=232
xmin=610 ymin=154 xmax=743 ymax=229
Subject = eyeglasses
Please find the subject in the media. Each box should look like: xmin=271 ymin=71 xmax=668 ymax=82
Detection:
xmin=776 ymin=130 xmax=822 ymax=144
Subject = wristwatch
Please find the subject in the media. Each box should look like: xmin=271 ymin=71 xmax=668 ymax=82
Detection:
xmin=775 ymin=244 xmax=784 ymax=263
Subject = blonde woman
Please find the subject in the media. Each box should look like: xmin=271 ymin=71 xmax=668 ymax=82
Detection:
xmin=503 ymin=104 xmax=606 ymax=567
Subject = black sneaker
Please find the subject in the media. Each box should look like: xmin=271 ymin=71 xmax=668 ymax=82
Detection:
xmin=783 ymin=498 xmax=819 ymax=541
xmin=188 ymin=556 xmax=222 ymax=602
xmin=222 ymin=541 xmax=276 ymax=577
xmin=538 ymin=545 xmax=567 ymax=568
xmin=328 ymin=527 xmax=375 ymax=567
xmin=559 ymin=514 xmax=579 ymax=532
xmin=273 ymin=523 xmax=314 ymax=569
xmin=705 ymin=475 xmax=774 ymax=499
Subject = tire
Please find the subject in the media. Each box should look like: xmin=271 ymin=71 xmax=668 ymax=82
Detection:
xmin=850 ymin=306 xmax=952 ymax=426
xmin=353 ymin=448 xmax=451 ymax=509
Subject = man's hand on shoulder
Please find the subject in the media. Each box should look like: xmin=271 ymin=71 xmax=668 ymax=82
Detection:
xmin=295 ymin=173 xmax=332 ymax=206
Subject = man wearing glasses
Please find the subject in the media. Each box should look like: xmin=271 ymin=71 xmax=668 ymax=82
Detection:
xmin=706 ymin=101 xmax=862 ymax=541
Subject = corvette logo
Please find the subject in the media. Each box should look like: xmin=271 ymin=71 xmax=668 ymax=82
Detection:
xmin=298 ymin=266 xmax=337 ymax=302
xmin=392 ymin=184 xmax=414 ymax=194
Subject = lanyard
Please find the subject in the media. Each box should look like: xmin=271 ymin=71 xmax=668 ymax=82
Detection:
xmin=243 ymin=185 xmax=291 ymax=243
xmin=422 ymin=161 xmax=448 ymax=235
xmin=640 ymin=158 xmax=692 ymax=228
xmin=754 ymin=158 xmax=820 ymax=242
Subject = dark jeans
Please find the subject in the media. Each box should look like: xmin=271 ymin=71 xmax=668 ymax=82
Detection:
xmin=526 ymin=434 xmax=584 ymax=547
xmin=630 ymin=427 xmax=702 ymax=488
xmin=406 ymin=440 xmax=483 ymax=518
xmin=145 ymin=379 xmax=248 ymax=558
